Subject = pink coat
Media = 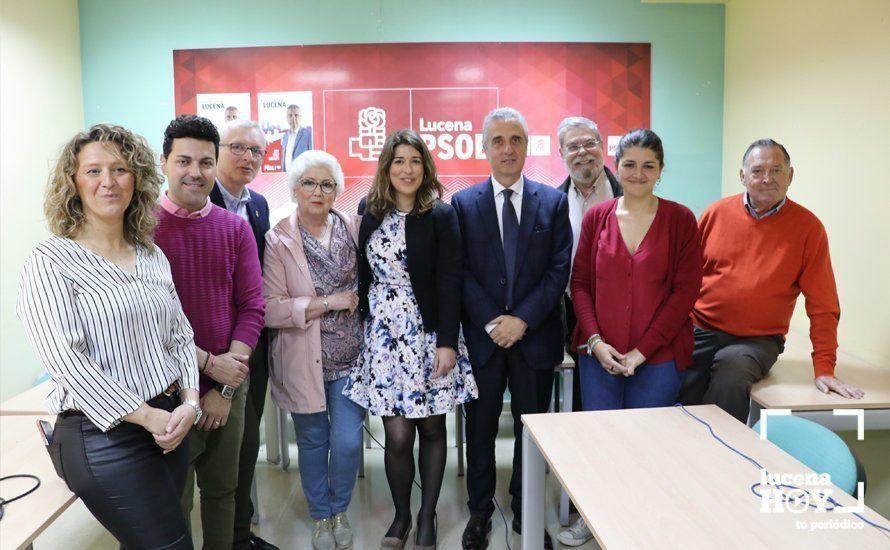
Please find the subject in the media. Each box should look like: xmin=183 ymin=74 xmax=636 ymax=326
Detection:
xmin=263 ymin=208 xmax=361 ymax=413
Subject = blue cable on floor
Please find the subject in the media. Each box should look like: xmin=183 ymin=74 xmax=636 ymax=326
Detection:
xmin=492 ymin=495 xmax=513 ymax=550
xmin=676 ymin=404 xmax=890 ymax=538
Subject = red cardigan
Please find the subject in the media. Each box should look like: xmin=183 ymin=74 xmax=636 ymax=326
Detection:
xmin=570 ymin=198 xmax=703 ymax=370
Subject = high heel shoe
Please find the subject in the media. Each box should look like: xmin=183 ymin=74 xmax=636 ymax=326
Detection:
xmin=414 ymin=513 xmax=437 ymax=550
xmin=379 ymin=523 xmax=411 ymax=549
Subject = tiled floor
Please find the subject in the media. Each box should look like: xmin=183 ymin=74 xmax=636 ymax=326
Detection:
xmin=34 ymin=412 xmax=600 ymax=549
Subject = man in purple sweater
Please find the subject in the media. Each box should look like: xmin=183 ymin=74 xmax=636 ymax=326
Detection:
xmin=155 ymin=114 xmax=265 ymax=549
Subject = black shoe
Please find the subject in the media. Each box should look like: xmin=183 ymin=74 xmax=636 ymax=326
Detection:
xmin=461 ymin=515 xmax=492 ymax=550
xmin=512 ymin=519 xmax=553 ymax=550
xmin=248 ymin=534 xmax=280 ymax=550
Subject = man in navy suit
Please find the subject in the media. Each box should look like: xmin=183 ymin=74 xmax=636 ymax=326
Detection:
xmin=452 ymin=107 xmax=571 ymax=550
xmin=280 ymin=104 xmax=312 ymax=173
xmin=211 ymin=119 xmax=277 ymax=550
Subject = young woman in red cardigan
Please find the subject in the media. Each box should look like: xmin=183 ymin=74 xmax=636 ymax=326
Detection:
xmin=570 ymin=129 xmax=703 ymax=410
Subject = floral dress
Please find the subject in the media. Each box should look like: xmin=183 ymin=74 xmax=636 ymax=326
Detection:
xmin=344 ymin=211 xmax=478 ymax=417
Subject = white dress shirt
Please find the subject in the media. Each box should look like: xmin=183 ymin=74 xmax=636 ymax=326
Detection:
xmin=491 ymin=174 xmax=524 ymax=243
xmin=486 ymin=175 xmax=524 ymax=333
xmin=567 ymin=171 xmax=613 ymax=264
xmin=283 ymin=127 xmax=300 ymax=172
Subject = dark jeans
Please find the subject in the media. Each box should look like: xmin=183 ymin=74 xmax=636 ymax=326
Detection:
xmin=464 ymin=346 xmax=554 ymax=522
xmin=49 ymin=394 xmax=192 ymax=550
xmin=679 ymin=326 xmax=784 ymax=423
xmin=579 ymin=356 xmax=681 ymax=409
xmin=233 ymin=333 xmax=270 ymax=548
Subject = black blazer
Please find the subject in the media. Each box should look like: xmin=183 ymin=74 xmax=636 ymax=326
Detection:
xmin=210 ymin=181 xmax=271 ymax=264
xmin=357 ymin=199 xmax=462 ymax=350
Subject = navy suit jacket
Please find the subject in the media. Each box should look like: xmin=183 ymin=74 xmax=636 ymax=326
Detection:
xmin=451 ymin=177 xmax=572 ymax=370
xmin=280 ymin=127 xmax=313 ymax=171
xmin=210 ymin=181 xmax=270 ymax=265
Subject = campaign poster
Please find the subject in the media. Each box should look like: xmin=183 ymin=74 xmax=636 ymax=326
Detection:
xmin=257 ymin=91 xmax=314 ymax=173
xmin=174 ymin=43 xmax=650 ymax=219
xmin=196 ymin=93 xmax=251 ymax=130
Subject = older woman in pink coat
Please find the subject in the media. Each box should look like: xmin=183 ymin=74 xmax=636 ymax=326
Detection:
xmin=263 ymin=150 xmax=364 ymax=550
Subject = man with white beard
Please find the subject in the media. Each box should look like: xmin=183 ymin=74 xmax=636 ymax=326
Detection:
xmin=554 ymin=115 xmax=622 ymax=547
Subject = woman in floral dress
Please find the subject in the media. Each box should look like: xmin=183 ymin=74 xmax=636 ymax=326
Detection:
xmin=344 ymin=129 xmax=477 ymax=549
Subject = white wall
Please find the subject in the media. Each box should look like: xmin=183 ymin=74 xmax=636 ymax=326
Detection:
xmin=724 ymin=0 xmax=890 ymax=517
xmin=723 ymin=0 xmax=890 ymax=367
xmin=0 ymin=0 xmax=84 ymax=399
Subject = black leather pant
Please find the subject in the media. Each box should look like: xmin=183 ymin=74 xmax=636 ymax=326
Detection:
xmin=48 ymin=394 xmax=193 ymax=550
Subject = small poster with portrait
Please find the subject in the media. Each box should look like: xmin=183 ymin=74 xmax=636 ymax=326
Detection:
xmin=196 ymin=93 xmax=251 ymax=130
xmin=257 ymin=91 xmax=314 ymax=173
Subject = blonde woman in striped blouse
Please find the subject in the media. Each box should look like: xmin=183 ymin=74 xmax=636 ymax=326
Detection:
xmin=17 ymin=124 xmax=200 ymax=550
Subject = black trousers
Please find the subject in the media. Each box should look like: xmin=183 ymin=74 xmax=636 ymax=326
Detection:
xmin=232 ymin=331 xmax=270 ymax=548
xmin=464 ymin=345 xmax=554 ymax=521
xmin=49 ymin=394 xmax=192 ymax=550
xmin=679 ymin=326 xmax=784 ymax=423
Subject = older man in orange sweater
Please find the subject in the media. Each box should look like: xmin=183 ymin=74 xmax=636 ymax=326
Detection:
xmin=679 ymin=139 xmax=864 ymax=423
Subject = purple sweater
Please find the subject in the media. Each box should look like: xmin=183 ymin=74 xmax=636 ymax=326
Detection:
xmin=155 ymin=205 xmax=265 ymax=396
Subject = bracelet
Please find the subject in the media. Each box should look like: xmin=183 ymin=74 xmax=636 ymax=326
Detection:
xmin=206 ymin=354 xmax=215 ymax=375
xmin=182 ymin=399 xmax=202 ymax=425
xmin=200 ymin=352 xmax=210 ymax=372
xmin=586 ymin=333 xmax=603 ymax=352
xmin=322 ymin=295 xmax=330 ymax=314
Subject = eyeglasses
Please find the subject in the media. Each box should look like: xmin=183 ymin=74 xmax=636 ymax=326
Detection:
xmin=221 ymin=143 xmax=267 ymax=159
xmin=564 ymin=139 xmax=601 ymax=155
xmin=300 ymin=178 xmax=337 ymax=194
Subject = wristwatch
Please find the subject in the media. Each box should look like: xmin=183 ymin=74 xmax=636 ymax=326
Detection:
xmin=216 ymin=384 xmax=235 ymax=400
xmin=182 ymin=399 xmax=202 ymax=425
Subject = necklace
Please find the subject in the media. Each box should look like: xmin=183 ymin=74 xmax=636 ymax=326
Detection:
xmin=302 ymin=213 xmax=332 ymax=242
xmin=321 ymin=216 xmax=332 ymax=242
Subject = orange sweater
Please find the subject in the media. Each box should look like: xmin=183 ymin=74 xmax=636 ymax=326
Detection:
xmin=693 ymin=194 xmax=839 ymax=378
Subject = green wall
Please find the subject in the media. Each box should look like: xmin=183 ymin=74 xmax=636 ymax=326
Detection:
xmin=78 ymin=0 xmax=725 ymax=214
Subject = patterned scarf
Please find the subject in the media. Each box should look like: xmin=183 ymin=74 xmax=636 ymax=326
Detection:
xmin=300 ymin=215 xmax=362 ymax=377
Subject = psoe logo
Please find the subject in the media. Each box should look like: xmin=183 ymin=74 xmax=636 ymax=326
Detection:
xmin=349 ymin=107 xmax=387 ymax=161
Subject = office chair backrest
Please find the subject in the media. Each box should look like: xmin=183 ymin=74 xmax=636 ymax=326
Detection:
xmin=752 ymin=415 xmax=858 ymax=496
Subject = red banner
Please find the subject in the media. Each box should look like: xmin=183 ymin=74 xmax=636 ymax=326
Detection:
xmin=173 ymin=42 xmax=650 ymax=217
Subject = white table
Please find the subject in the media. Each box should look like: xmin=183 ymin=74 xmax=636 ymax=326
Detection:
xmin=522 ymin=405 xmax=890 ymax=549
xmin=0 ymin=380 xmax=51 ymax=416
xmin=749 ymin=331 xmax=890 ymax=430
xmin=0 ymin=415 xmax=77 ymax=550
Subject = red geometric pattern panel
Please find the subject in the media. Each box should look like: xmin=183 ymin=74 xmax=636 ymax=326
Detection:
xmin=173 ymin=43 xmax=650 ymax=215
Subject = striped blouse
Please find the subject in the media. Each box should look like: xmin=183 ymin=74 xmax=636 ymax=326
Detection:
xmin=16 ymin=236 xmax=199 ymax=431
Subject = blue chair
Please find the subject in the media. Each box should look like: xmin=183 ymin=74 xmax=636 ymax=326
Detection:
xmin=752 ymin=415 xmax=865 ymax=496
